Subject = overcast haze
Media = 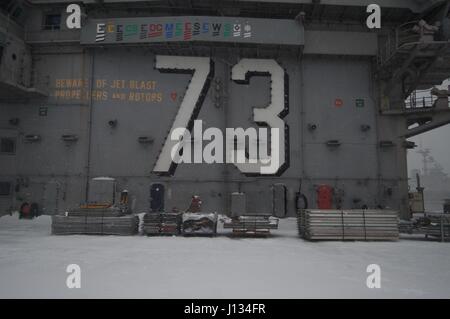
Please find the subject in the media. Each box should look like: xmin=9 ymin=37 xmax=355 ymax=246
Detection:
xmin=407 ymin=80 xmax=450 ymax=176
xmin=408 ymin=126 xmax=450 ymax=175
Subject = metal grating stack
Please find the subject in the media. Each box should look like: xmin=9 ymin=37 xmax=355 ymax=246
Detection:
xmin=65 ymin=207 xmax=124 ymax=217
xmin=297 ymin=209 xmax=399 ymax=241
xmin=142 ymin=212 xmax=182 ymax=236
xmin=223 ymin=215 xmax=279 ymax=237
xmin=51 ymin=215 xmax=139 ymax=235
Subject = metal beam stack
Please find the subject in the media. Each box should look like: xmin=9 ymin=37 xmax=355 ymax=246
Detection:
xmin=51 ymin=215 xmax=139 ymax=235
xmin=297 ymin=209 xmax=399 ymax=241
xmin=142 ymin=212 xmax=182 ymax=236
xmin=223 ymin=216 xmax=279 ymax=237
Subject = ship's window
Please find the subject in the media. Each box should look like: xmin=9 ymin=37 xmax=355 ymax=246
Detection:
xmin=43 ymin=14 xmax=61 ymax=30
xmin=0 ymin=138 xmax=16 ymax=154
xmin=0 ymin=182 xmax=11 ymax=196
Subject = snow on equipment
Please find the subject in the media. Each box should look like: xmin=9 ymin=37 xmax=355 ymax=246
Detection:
xmin=182 ymin=212 xmax=218 ymax=236
xmin=297 ymin=209 xmax=399 ymax=241
xmin=180 ymin=195 xmax=218 ymax=236
xmin=51 ymin=177 xmax=138 ymax=235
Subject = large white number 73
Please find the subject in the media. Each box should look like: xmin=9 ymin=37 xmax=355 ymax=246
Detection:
xmin=152 ymin=56 xmax=288 ymax=176
xmin=231 ymin=59 xmax=289 ymax=175
xmin=152 ymin=55 xmax=214 ymax=175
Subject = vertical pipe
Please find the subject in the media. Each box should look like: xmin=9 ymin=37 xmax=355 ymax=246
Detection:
xmin=85 ymin=49 xmax=95 ymax=202
xmin=371 ymin=55 xmax=382 ymax=208
xmin=299 ymin=54 xmax=305 ymax=213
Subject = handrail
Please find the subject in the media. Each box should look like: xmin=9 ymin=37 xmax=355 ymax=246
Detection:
xmin=397 ymin=20 xmax=420 ymax=31
xmin=405 ymin=95 xmax=435 ymax=109
xmin=405 ymin=89 xmax=450 ymax=109
xmin=378 ymin=20 xmax=430 ymax=67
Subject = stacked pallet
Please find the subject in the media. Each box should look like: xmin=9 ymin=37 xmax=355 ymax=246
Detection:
xmin=182 ymin=212 xmax=218 ymax=236
xmin=297 ymin=209 xmax=399 ymax=241
xmin=223 ymin=215 xmax=279 ymax=237
xmin=142 ymin=213 xmax=161 ymax=235
xmin=51 ymin=215 xmax=139 ymax=236
xmin=142 ymin=212 xmax=181 ymax=236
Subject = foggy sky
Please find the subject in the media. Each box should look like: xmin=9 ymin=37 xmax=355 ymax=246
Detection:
xmin=408 ymin=126 xmax=450 ymax=175
xmin=407 ymin=80 xmax=450 ymax=177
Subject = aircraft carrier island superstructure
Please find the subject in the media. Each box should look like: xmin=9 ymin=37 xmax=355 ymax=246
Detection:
xmin=1 ymin=0 xmax=450 ymax=219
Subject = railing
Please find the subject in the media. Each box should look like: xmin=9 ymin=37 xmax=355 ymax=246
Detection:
xmin=405 ymin=89 xmax=450 ymax=110
xmin=396 ymin=20 xmax=423 ymax=47
xmin=378 ymin=20 xmax=423 ymax=66
xmin=405 ymin=95 xmax=435 ymax=109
